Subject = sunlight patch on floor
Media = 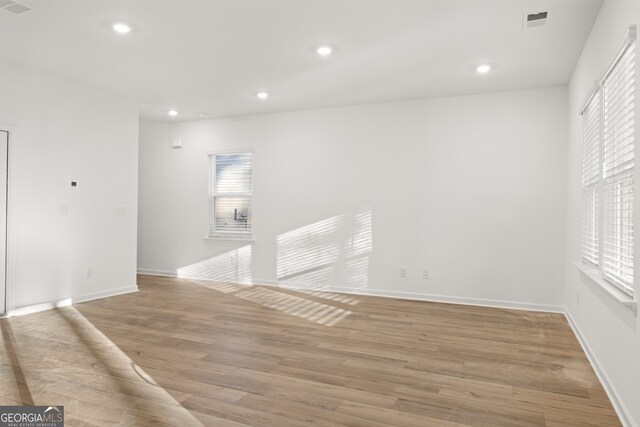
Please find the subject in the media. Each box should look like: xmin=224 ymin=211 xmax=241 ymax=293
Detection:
xmin=233 ymin=287 xmax=352 ymax=326
xmin=0 ymin=308 xmax=204 ymax=426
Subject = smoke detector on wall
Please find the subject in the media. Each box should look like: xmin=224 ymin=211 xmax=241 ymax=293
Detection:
xmin=0 ymin=0 xmax=32 ymax=14
xmin=523 ymin=10 xmax=549 ymax=29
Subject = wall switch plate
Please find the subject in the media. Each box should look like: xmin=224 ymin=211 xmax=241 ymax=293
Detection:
xmin=422 ymin=269 xmax=430 ymax=279
xmin=400 ymin=267 xmax=407 ymax=278
xmin=86 ymin=268 xmax=92 ymax=278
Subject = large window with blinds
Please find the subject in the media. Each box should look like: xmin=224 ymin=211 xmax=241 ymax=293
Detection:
xmin=581 ymin=33 xmax=636 ymax=297
xmin=209 ymin=152 xmax=253 ymax=236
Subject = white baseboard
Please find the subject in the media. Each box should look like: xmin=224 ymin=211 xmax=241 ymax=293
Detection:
xmin=564 ymin=309 xmax=635 ymax=427
xmin=4 ymin=298 xmax=73 ymax=317
xmin=2 ymin=286 xmax=139 ymax=318
xmin=0 ymin=285 xmax=138 ymax=317
xmin=349 ymin=288 xmax=564 ymax=313
xmin=137 ymin=268 xmax=177 ymax=277
xmin=73 ymin=285 xmax=139 ymax=304
xmin=253 ymin=278 xmax=279 ymax=286
xmin=136 ymin=270 xmax=279 ymax=288
xmin=278 ymin=284 xmax=564 ymax=313
xmin=1 ymin=285 xmax=138 ymax=317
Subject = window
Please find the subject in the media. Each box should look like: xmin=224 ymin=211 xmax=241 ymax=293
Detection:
xmin=602 ymin=42 xmax=635 ymax=295
xmin=581 ymin=90 xmax=601 ymax=266
xmin=208 ymin=152 xmax=253 ymax=236
xmin=581 ymin=34 xmax=636 ymax=297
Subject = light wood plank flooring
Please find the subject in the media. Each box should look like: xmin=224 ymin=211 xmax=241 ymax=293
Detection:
xmin=0 ymin=275 xmax=621 ymax=426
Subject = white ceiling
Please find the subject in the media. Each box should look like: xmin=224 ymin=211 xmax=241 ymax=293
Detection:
xmin=0 ymin=0 xmax=602 ymax=122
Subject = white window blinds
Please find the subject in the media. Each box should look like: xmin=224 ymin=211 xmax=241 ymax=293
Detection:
xmin=602 ymin=42 xmax=635 ymax=295
xmin=209 ymin=153 xmax=253 ymax=235
xmin=580 ymin=27 xmax=636 ymax=298
xmin=581 ymin=91 xmax=601 ymax=266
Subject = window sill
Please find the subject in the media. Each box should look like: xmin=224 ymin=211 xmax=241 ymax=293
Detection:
xmin=204 ymin=235 xmax=255 ymax=242
xmin=574 ymin=261 xmax=637 ymax=315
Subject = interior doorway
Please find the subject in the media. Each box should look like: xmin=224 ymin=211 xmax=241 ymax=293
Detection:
xmin=0 ymin=130 xmax=8 ymax=315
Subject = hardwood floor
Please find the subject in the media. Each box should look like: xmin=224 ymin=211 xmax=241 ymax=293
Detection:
xmin=0 ymin=275 xmax=621 ymax=426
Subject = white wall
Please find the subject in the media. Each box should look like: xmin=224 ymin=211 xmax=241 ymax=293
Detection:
xmin=139 ymin=86 xmax=568 ymax=310
xmin=564 ymin=1 xmax=640 ymax=426
xmin=0 ymin=60 xmax=139 ymax=313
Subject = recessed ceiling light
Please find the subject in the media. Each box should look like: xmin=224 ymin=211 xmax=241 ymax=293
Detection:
xmin=112 ymin=22 xmax=131 ymax=34
xmin=316 ymin=45 xmax=333 ymax=56
xmin=256 ymin=92 xmax=269 ymax=100
xmin=476 ymin=64 xmax=491 ymax=74
xmin=168 ymin=110 xmax=178 ymax=117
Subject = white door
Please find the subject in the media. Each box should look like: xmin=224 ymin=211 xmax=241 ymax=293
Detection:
xmin=0 ymin=131 xmax=7 ymax=315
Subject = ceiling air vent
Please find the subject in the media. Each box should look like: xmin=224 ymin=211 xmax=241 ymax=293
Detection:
xmin=1 ymin=1 xmax=32 ymax=14
xmin=523 ymin=10 xmax=549 ymax=29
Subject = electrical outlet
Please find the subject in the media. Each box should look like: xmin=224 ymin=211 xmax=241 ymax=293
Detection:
xmin=231 ymin=255 xmax=238 ymax=266
xmin=400 ymin=267 xmax=407 ymax=278
xmin=86 ymin=268 xmax=92 ymax=278
xmin=422 ymin=269 xmax=430 ymax=279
